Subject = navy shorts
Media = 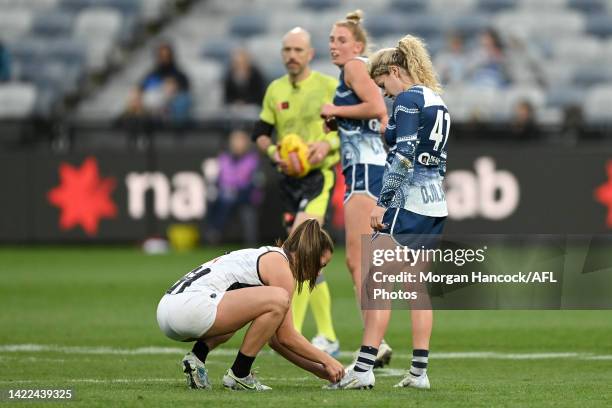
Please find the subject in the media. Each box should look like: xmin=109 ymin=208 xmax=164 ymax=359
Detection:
xmin=377 ymin=207 xmax=446 ymax=248
xmin=343 ymin=164 xmax=385 ymax=202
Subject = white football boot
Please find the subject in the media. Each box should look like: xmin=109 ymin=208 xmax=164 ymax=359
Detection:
xmin=394 ymin=372 xmax=430 ymax=390
xmin=182 ymin=352 xmax=211 ymax=389
xmin=374 ymin=340 xmax=393 ymax=368
xmin=311 ymin=334 xmax=340 ymax=357
xmin=222 ymin=369 xmax=272 ymax=391
xmin=346 ymin=340 xmax=393 ymax=371
xmin=324 ymin=368 xmax=375 ymax=390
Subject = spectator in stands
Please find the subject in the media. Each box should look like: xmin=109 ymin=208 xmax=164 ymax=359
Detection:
xmin=467 ymin=28 xmax=510 ymax=88
xmin=510 ymin=100 xmax=539 ymax=140
xmin=205 ymin=129 xmax=263 ymax=245
xmin=125 ymin=41 xmax=191 ymax=123
xmin=223 ymin=48 xmax=266 ymax=106
xmin=0 ymin=41 xmax=11 ymax=82
xmin=434 ymin=33 xmax=469 ymax=86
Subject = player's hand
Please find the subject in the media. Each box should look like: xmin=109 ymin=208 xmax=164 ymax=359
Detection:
xmin=308 ymin=141 xmax=331 ymax=165
xmin=379 ymin=115 xmax=389 ymax=136
xmin=270 ymin=150 xmax=291 ymax=175
xmin=323 ymin=357 xmax=345 ymax=383
xmin=320 ymin=103 xmax=337 ymax=119
xmin=370 ymin=205 xmax=387 ymax=231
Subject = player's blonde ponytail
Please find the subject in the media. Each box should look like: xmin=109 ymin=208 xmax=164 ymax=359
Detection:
xmin=369 ymin=34 xmax=443 ymax=94
xmin=280 ymin=219 xmax=334 ymax=293
xmin=335 ymin=9 xmax=370 ymax=54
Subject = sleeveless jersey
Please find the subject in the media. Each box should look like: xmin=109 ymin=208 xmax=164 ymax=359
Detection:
xmin=166 ymin=246 xmax=288 ymax=294
xmin=333 ymin=57 xmax=387 ymax=170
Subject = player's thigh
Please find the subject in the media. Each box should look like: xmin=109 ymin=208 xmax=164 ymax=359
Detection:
xmin=344 ymin=194 xmax=377 ymax=259
xmin=205 ymin=286 xmax=290 ymax=338
xmin=300 ymin=168 xmax=335 ymax=226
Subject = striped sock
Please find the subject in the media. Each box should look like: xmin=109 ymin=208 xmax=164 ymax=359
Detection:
xmin=410 ymin=349 xmax=429 ymax=377
xmin=354 ymin=346 xmax=378 ymax=373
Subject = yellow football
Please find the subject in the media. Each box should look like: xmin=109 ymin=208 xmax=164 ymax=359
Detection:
xmin=279 ymin=133 xmax=311 ymax=178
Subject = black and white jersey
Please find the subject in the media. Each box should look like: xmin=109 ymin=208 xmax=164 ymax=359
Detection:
xmin=166 ymin=246 xmax=288 ymax=295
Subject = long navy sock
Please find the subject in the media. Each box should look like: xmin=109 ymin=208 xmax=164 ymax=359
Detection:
xmin=354 ymin=345 xmax=378 ymax=373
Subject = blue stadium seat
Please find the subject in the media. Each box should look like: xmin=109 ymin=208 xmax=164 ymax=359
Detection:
xmin=477 ymin=0 xmax=518 ymax=13
xmin=301 ymin=0 xmax=341 ymax=11
xmin=96 ymin=0 xmax=140 ymax=16
xmin=48 ymin=37 xmax=86 ymax=66
xmin=397 ymin=13 xmax=448 ymax=42
xmin=229 ymin=14 xmax=268 ymax=38
xmin=59 ymin=0 xmax=92 ymax=12
xmin=8 ymin=37 xmax=46 ymax=65
xmin=586 ymin=15 xmax=612 ymax=38
xmin=201 ymin=39 xmax=238 ymax=63
xmin=388 ymin=0 xmax=428 ymax=12
xmin=32 ymin=11 xmax=75 ymax=37
xmin=567 ymin=0 xmax=606 ymax=15
xmin=573 ymin=66 xmax=612 ymax=86
xmin=546 ymin=87 xmax=585 ymax=109
xmin=450 ymin=14 xmax=491 ymax=38
xmin=364 ymin=14 xmax=402 ymax=38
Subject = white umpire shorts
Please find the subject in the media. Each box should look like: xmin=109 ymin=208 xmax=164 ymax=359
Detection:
xmin=156 ymin=289 xmax=225 ymax=342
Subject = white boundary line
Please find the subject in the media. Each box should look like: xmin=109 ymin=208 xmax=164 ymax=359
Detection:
xmin=0 ymin=344 xmax=610 ymax=361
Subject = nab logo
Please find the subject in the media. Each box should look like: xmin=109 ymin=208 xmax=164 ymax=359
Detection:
xmin=594 ymin=160 xmax=612 ymax=228
xmin=47 ymin=157 xmax=118 ymax=236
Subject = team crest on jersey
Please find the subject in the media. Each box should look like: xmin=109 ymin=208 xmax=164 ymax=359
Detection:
xmin=277 ymin=101 xmax=290 ymax=111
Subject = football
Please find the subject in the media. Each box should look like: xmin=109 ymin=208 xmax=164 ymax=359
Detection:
xmin=279 ymin=133 xmax=311 ymax=178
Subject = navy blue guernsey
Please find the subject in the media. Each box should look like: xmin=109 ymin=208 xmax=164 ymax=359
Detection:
xmin=333 ymin=58 xmax=386 ymax=170
xmin=379 ymin=85 xmax=449 ymax=217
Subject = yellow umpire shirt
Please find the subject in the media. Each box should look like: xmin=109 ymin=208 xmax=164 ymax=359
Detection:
xmin=259 ymin=70 xmax=340 ymax=170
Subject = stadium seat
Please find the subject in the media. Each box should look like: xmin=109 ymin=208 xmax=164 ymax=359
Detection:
xmin=584 ymin=84 xmax=612 ymax=122
xmin=448 ymin=14 xmax=491 ymax=38
xmin=185 ymin=59 xmax=224 ymax=114
xmin=364 ymin=13 xmax=402 ymax=38
xmin=477 ymin=0 xmax=518 ymax=13
xmin=96 ymin=0 xmax=140 ymax=16
xmin=201 ymin=38 xmax=239 ymax=63
xmin=429 ymin=0 xmax=477 ymax=14
xmin=229 ymin=14 xmax=268 ymax=38
xmin=268 ymin=10 xmax=316 ymax=34
xmin=567 ymin=0 xmax=607 ymax=14
xmin=573 ymin=66 xmax=612 ymax=86
xmin=74 ymin=7 xmax=122 ymax=69
xmin=311 ymin=60 xmax=337 ymax=77
xmin=301 ymin=0 xmax=341 ymax=11
xmin=546 ymin=86 xmax=585 ymax=109
xmin=586 ymin=15 xmax=612 ymax=38
xmin=551 ymin=35 xmax=603 ymax=64
xmin=245 ymin=36 xmax=283 ymax=66
xmin=517 ymin=0 xmax=566 ymax=9
xmin=0 ymin=83 xmax=37 ymax=119
xmin=59 ymin=0 xmax=92 ymax=12
xmin=7 ymin=37 xmax=46 ymax=65
xmin=395 ymin=13 xmax=448 ymax=42
xmin=0 ymin=10 xmax=33 ymax=40
xmin=139 ymin=0 xmax=168 ymax=22
xmin=31 ymin=11 xmax=75 ymax=37
xmin=388 ymin=0 xmax=428 ymax=12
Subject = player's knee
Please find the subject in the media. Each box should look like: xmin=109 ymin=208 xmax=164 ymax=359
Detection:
xmin=346 ymin=254 xmax=360 ymax=275
xmin=268 ymin=287 xmax=290 ymax=315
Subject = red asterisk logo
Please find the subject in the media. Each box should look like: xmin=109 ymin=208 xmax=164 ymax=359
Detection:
xmin=47 ymin=157 xmax=118 ymax=236
xmin=595 ymin=160 xmax=612 ymax=228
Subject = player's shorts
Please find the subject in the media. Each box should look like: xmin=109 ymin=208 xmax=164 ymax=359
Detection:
xmin=377 ymin=207 xmax=446 ymax=248
xmin=280 ymin=167 xmax=335 ymax=228
xmin=343 ymin=164 xmax=384 ymax=202
xmin=156 ymin=289 xmax=225 ymax=342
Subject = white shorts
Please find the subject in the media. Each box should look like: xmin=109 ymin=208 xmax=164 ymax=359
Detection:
xmin=156 ymin=289 xmax=225 ymax=342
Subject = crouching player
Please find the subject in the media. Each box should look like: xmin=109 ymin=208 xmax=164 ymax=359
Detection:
xmin=329 ymin=34 xmax=449 ymax=390
xmin=156 ymin=219 xmax=345 ymax=390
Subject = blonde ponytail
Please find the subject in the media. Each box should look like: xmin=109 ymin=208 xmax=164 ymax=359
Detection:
xmin=369 ymin=34 xmax=443 ymax=94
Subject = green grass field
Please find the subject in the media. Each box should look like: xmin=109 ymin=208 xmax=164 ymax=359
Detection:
xmin=1 ymin=247 xmax=611 ymax=407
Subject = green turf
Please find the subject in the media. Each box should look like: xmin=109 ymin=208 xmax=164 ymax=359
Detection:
xmin=0 ymin=247 xmax=611 ymax=407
